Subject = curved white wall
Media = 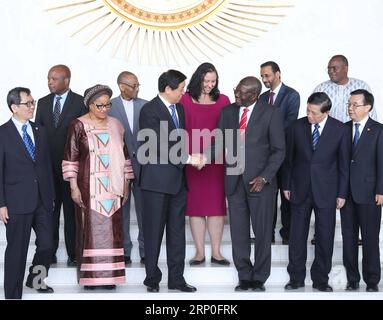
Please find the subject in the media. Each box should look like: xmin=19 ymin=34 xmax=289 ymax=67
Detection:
xmin=1 ymin=0 xmax=382 ymax=124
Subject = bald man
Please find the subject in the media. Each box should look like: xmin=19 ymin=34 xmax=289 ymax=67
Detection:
xmin=35 ymin=65 xmax=86 ymax=266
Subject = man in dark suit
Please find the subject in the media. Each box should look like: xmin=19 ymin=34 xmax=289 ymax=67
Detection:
xmin=0 ymin=87 xmax=55 ymax=299
xmin=35 ymin=64 xmax=86 ymax=266
xmin=204 ymin=76 xmax=285 ymax=291
xmin=259 ymin=61 xmax=300 ymax=244
xmin=109 ymin=71 xmax=147 ymax=265
xmin=282 ymin=92 xmax=350 ymax=292
xmin=138 ymin=70 xmax=199 ymax=293
xmin=341 ymin=89 xmax=383 ymax=292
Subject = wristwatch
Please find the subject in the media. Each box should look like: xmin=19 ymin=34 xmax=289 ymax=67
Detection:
xmin=261 ymin=177 xmax=268 ymax=184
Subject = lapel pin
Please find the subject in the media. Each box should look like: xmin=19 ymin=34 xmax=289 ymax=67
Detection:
xmin=367 ymin=128 xmax=371 ymax=132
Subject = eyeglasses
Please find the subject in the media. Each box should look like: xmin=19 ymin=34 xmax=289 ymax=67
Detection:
xmin=120 ymin=82 xmax=140 ymax=90
xmin=18 ymin=100 xmax=36 ymax=108
xmin=93 ymin=103 xmax=112 ymax=110
xmin=346 ymin=103 xmax=367 ymax=109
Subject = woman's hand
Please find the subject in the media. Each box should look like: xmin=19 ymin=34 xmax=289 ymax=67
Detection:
xmin=122 ymin=180 xmax=130 ymax=205
xmin=71 ymin=187 xmax=85 ymax=208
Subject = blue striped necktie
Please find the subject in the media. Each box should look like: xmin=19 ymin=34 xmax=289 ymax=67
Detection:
xmin=353 ymin=123 xmax=360 ymax=151
xmin=312 ymin=123 xmax=320 ymax=150
xmin=22 ymin=124 xmax=36 ymax=161
xmin=169 ymin=104 xmax=180 ymax=129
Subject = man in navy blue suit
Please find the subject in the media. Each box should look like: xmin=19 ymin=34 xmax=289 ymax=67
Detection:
xmin=341 ymin=89 xmax=383 ymax=292
xmin=282 ymin=92 xmax=350 ymax=292
xmin=259 ymin=61 xmax=300 ymax=244
xmin=0 ymin=87 xmax=55 ymax=299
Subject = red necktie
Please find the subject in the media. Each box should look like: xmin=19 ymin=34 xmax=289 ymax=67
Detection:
xmin=268 ymin=91 xmax=275 ymax=105
xmin=239 ymin=107 xmax=249 ymax=139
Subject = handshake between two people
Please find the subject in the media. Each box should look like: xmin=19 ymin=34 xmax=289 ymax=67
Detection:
xmin=188 ymin=153 xmax=207 ymax=170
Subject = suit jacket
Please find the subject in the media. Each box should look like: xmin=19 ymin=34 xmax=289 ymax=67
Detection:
xmin=258 ymin=83 xmax=300 ymax=130
xmin=35 ymin=90 xmax=86 ymax=172
xmin=282 ymin=116 xmax=350 ymax=208
xmin=109 ymin=96 xmax=147 ymax=178
xmin=138 ymin=95 xmax=187 ymax=195
xmin=209 ymin=101 xmax=285 ymax=196
xmin=0 ymin=120 xmax=55 ymax=214
xmin=347 ymin=118 xmax=383 ymax=204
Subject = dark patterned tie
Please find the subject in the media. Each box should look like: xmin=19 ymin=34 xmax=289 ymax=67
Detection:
xmin=353 ymin=123 xmax=360 ymax=152
xmin=312 ymin=123 xmax=320 ymax=151
xmin=22 ymin=124 xmax=35 ymax=161
xmin=268 ymin=91 xmax=275 ymax=105
xmin=53 ymin=96 xmax=62 ymax=127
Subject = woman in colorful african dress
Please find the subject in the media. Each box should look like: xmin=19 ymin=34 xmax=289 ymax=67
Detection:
xmin=62 ymin=84 xmax=134 ymax=290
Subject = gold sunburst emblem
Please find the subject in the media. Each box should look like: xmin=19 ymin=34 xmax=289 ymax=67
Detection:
xmin=44 ymin=0 xmax=293 ymax=65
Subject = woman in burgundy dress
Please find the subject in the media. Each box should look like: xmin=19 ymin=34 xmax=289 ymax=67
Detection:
xmin=181 ymin=63 xmax=231 ymax=266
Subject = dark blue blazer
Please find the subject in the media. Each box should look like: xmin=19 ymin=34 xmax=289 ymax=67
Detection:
xmin=347 ymin=118 xmax=383 ymax=204
xmin=282 ymin=116 xmax=351 ymax=208
xmin=258 ymin=83 xmax=300 ymax=130
xmin=138 ymin=96 xmax=187 ymax=195
xmin=0 ymin=120 xmax=55 ymax=214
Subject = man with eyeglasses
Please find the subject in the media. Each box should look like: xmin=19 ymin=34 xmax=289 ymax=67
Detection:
xmin=35 ymin=64 xmax=87 ymax=267
xmin=109 ymin=71 xmax=147 ymax=266
xmin=0 ymin=87 xmax=55 ymax=299
xmin=340 ymin=89 xmax=383 ymax=292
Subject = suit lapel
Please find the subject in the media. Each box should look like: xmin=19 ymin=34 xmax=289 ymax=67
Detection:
xmin=133 ymin=100 xmax=141 ymax=136
xmin=353 ymin=117 xmax=373 ymax=157
xmin=7 ymin=120 xmax=35 ymax=163
xmin=56 ymin=90 xmax=73 ymax=128
xmin=314 ymin=117 xmax=332 ymax=152
xmin=176 ymin=103 xmax=185 ymax=129
xmin=274 ymin=84 xmax=286 ymax=109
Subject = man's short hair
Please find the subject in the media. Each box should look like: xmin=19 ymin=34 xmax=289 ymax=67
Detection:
xmin=158 ymin=70 xmax=187 ymax=92
xmin=7 ymin=87 xmax=31 ymax=113
xmin=350 ymin=89 xmax=374 ymax=111
xmin=307 ymin=92 xmax=332 ymax=113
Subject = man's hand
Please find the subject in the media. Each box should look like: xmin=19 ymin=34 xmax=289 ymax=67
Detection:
xmin=0 ymin=206 xmax=9 ymax=224
xmin=122 ymin=180 xmax=130 ymax=205
xmin=336 ymin=197 xmax=345 ymax=209
xmin=71 ymin=187 xmax=85 ymax=208
xmin=283 ymin=190 xmax=290 ymax=201
xmin=376 ymin=194 xmax=383 ymax=206
xmin=249 ymin=177 xmax=267 ymax=193
xmin=189 ymin=153 xmax=207 ymax=170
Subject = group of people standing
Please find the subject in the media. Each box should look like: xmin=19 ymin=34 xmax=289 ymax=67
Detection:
xmin=0 ymin=54 xmax=381 ymax=299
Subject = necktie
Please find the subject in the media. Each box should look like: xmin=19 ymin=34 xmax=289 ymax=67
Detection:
xmin=239 ymin=107 xmax=249 ymax=139
xmin=53 ymin=96 xmax=62 ymax=127
xmin=312 ymin=123 xmax=320 ymax=151
xmin=353 ymin=123 xmax=360 ymax=151
xmin=268 ymin=91 xmax=275 ymax=105
xmin=22 ymin=124 xmax=35 ymax=161
xmin=169 ymin=104 xmax=180 ymax=129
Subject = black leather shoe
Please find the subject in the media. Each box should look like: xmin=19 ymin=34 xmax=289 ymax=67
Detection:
xmin=311 ymin=237 xmax=316 ymax=245
xmin=101 ymin=285 xmax=116 ymax=290
xmin=211 ymin=257 xmax=230 ymax=266
xmin=67 ymin=257 xmax=77 ymax=267
xmin=140 ymin=257 xmax=146 ymax=264
xmin=366 ymin=285 xmax=379 ymax=292
xmin=26 ymin=281 xmax=54 ymax=293
xmin=313 ymin=283 xmax=333 ymax=292
xmin=345 ymin=282 xmax=359 ymax=291
xmin=235 ymin=280 xmax=252 ymax=291
xmin=250 ymin=237 xmax=256 ymax=243
xmin=284 ymin=280 xmax=305 ymax=290
xmin=124 ymin=256 xmax=132 ymax=265
xmin=168 ymin=283 xmax=197 ymax=292
xmin=271 ymin=234 xmax=275 ymax=244
xmin=189 ymin=257 xmax=205 ymax=266
xmin=146 ymin=284 xmax=160 ymax=292
xmin=252 ymin=281 xmax=265 ymax=292
xmin=51 ymin=254 xmax=57 ymax=265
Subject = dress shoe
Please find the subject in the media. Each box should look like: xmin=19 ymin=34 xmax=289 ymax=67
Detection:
xmin=345 ymin=282 xmax=359 ymax=291
xmin=313 ymin=283 xmax=333 ymax=292
xmin=311 ymin=237 xmax=316 ymax=245
xmin=84 ymin=285 xmax=116 ymax=290
xmin=252 ymin=281 xmax=266 ymax=292
xmin=168 ymin=283 xmax=197 ymax=292
xmin=67 ymin=257 xmax=77 ymax=267
xmin=234 ymin=280 xmax=252 ymax=291
xmin=146 ymin=284 xmax=160 ymax=292
xmin=250 ymin=237 xmax=256 ymax=243
xmin=124 ymin=256 xmax=132 ymax=265
xmin=51 ymin=254 xmax=57 ymax=265
xmin=284 ymin=280 xmax=305 ymax=290
xmin=26 ymin=281 xmax=54 ymax=293
xmin=366 ymin=285 xmax=379 ymax=292
xmin=211 ymin=257 xmax=230 ymax=266
xmin=140 ymin=257 xmax=146 ymax=264
xmin=271 ymin=234 xmax=275 ymax=244
xmin=189 ymin=257 xmax=205 ymax=266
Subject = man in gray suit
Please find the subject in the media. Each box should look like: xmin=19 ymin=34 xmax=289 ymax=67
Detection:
xmin=109 ymin=71 xmax=147 ymax=264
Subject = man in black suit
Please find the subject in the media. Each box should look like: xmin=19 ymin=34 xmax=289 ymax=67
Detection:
xmin=0 ymin=87 xmax=55 ymax=299
xmin=138 ymin=70 xmax=199 ymax=293
xmin=341 ymin=89 xmax=383 ymax=292
xmin=282 ymin=92 xmax=350 ymax=292
xmin=109 ymin=71 xmax=147 ymax=265
xmin=259 ymin=61 xmax=300 ymax=244
xmin=204 ymin=76 xmax=285 ymax=291
xmin=35 ymin=65 xmax=86 ymax=266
